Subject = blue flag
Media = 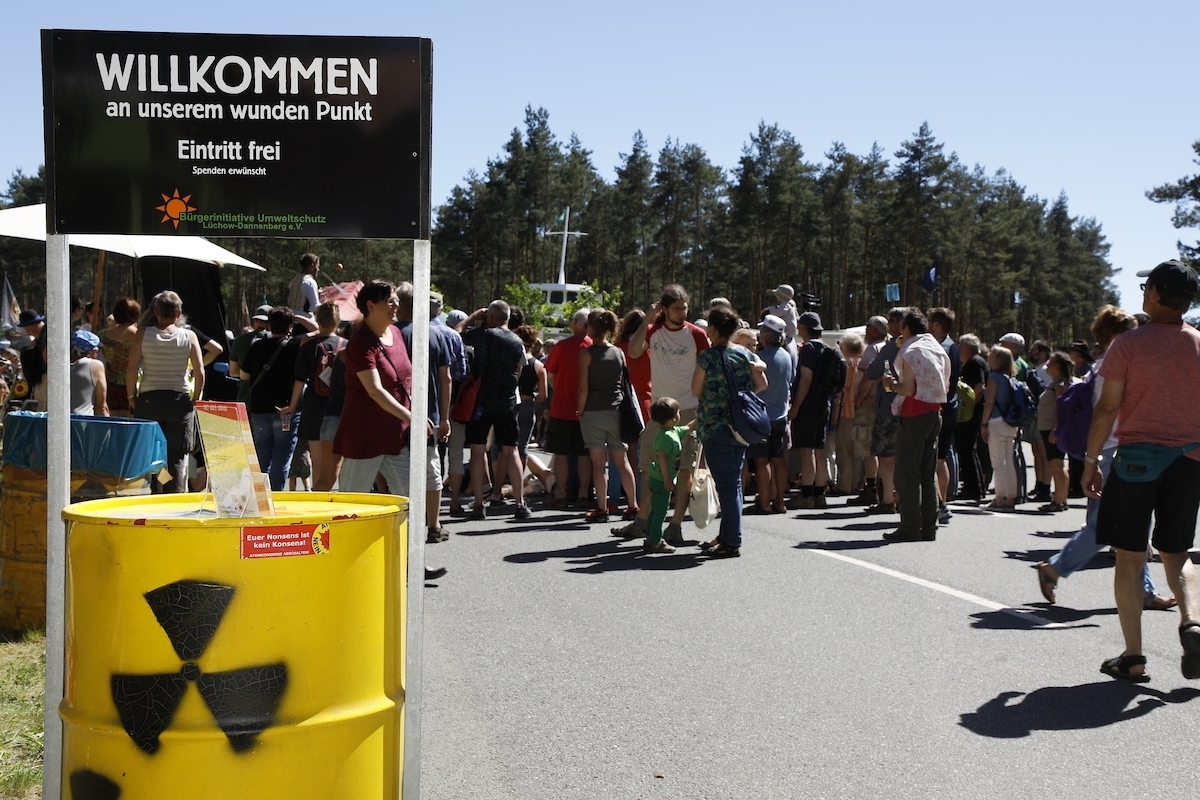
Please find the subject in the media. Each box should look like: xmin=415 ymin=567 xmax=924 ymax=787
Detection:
xmin=919 ymin=258 xmax=939 ymax=293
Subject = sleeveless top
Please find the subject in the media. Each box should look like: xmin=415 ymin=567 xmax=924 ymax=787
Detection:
xmin=139 ymin=326 xmax=192 ymax=393
xmin=518 ymin=354 xmax=538 ymax=398
xmin=70 ymin=358 xmax=97 ymax=414
xmin=584 ymin=342 xmax=625 ymax=411
xmin=99 ymin=330 xmax=133 ymax=387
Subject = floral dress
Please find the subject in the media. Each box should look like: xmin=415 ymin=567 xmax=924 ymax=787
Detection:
xmin=695 ymin=343 xmax=760 ymax=442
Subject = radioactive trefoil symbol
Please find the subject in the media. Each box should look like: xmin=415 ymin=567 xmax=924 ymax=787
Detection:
xmin=111 ymin=580 xmax=288 ymax=754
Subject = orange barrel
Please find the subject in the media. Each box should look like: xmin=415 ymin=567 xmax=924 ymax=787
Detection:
xmin=60 ymin=492 xmax=407 ymax=799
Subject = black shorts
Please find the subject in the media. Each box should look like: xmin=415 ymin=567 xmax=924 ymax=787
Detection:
xmin=748 ymin=418 xmax=790 ymax=460
xmin=1096 ymin=455 xmax=1200 ymax=553
xmin=937 ymin=408 xmax=957 ymax=459
xmin=545 ymin=417 xmax=586 ymax=456
xmin=466 ymin=408 xmax=519 ymax=448
xmin=1040 ymin=429 xmax=1065 ymax=461
xmin=791 ymin=405 xmax=830 ymax=450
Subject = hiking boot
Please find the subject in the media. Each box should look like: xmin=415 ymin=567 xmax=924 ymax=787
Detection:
xmin=813 ymin=492 xmax=828 ymax=509
xmin=663 ymin=523 xmax=686 ymax=547
xmin=847 ymin=485 xmax=878 ymax=506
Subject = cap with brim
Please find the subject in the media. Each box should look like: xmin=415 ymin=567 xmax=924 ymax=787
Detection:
xmin=999 ymin=332 xmax=1025 ymax=350
xmin=1137 ymin=259 xmax=1199 ymax=301
xmin=798 ymin=311 xmax=823 ymax=333
xmin=18 ymin=310 xmax=44 ymax=326
xmin=1067 ymin=340 xmax=1093 ymax=360
xmin=774 ymin=284 xmax=795 ymax=303
xmin=866 ymin=316 xmax=888 ymax=336
xmin=760 ymin=314 xmax=786 ymax=335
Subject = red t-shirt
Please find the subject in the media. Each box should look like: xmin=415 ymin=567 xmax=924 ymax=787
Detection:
xmin=545 ymin=334 xmax=592 ymax=420
xmin=334 ymin=325 xmax=412 ymax=459
xmin=1100 ymin=321 xmax=1200 ymax=462
xmin=617 ymin=339 xmax=653 ymax=423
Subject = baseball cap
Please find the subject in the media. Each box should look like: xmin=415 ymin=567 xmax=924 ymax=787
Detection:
xmin=760 ymin=314 xmax=786 ymax=335
xmin=1137 ymin=259 xmax=1198 ymax=302
xmin=798 ymin=311 xmax=823 ymax=333
xmin=252 ymin=304 xmax=272 ymax=322
xmin=774 ymin=284 xmax=795 ymax=303
xmin=446 ymin=309 xmax=468 ymax=328
xmin=999 ymin=332 xmax=1025 ymax=350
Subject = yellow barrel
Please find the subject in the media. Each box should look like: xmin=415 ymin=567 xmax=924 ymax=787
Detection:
xmin=60 ymin=492 xmax=407 ymax=800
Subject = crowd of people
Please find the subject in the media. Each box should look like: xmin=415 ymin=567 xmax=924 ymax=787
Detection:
xmin=5 ymin=253 xmax=1198 ymax=683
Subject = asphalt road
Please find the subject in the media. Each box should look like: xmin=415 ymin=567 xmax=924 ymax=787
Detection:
xmin=417 ymin=471 xmax=1200 ymax=799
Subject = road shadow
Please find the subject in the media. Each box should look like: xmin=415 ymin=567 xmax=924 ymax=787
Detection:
xmin=827 ymin=521 xmax=897 ymax=532
xmin=1030 ymin=528 xmax=1081 ymax=539
xmin=795 ymin=538 xmax=891 ymax=551
xmin=1002 ymin=549 xmax=1112 ymax=572
xmin=960 ymin=682 xmax=1200 ymax=738
xmin=968 ymin=605 xmax=1113 ymax=630
xmin=455 ymin=518 xmax=591 ymax=536
xmin=504 ymin=539 xmax=706 ymax=573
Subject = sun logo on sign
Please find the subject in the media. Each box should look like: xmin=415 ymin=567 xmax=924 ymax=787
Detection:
xmin=155 ymin=189 xmax=196 ymax=229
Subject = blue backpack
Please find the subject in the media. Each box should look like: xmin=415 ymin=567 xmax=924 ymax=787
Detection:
xmin=720 ymin=346 xmax=770 ymax=446
xmin=1001 ymin=376 xmax=1036 ymax=427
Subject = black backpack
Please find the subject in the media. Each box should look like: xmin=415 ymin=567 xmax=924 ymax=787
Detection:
xmin=812 ymin=341 xmax=848 ymax=397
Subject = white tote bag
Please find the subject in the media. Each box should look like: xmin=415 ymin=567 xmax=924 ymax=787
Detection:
xmin=688 ymin=445 xmax=720 ymax=529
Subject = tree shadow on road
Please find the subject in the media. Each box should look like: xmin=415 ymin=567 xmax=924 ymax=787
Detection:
xmin=504 ymin=538 xmax=706 ymax=572
xmin=960 ymin=682 xmax=1200 ymax=738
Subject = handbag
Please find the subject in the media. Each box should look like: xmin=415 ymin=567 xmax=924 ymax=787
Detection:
xmin=688 ymin=444 xmax=720 ymax=528
xmin=617 ymin=365 xmax=644 ymax=442
xmin=719 ymin=345 xmax=769 ymax=446
xmin=1111 ymin=442 xmax=1200 ymax=483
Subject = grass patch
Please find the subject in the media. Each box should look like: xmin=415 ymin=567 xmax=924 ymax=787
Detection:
xmin=0 ymin=630 xmax=43 ymax=799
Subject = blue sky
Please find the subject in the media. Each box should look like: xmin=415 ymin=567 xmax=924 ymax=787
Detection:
xmin=4 ymin=0 xmax=1198 ymax=311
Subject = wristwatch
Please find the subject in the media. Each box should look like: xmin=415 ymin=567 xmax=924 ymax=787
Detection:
xmin=1084 ymin=454 xmax=1103 ymax=464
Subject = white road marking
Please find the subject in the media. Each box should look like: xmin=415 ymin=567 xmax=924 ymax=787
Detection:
xmin=805 ymin=547 xmax=1067 ymax=628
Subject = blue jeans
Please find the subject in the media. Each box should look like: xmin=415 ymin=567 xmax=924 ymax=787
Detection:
xmin=704 ymin=426 xmax=747 ymax=548
xmin=251 ymin=411 xmax=300 ymax=491
xmin=1048 ymin=445 xmax=1156 ymax=595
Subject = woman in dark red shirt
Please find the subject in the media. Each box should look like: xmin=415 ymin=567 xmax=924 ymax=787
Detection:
xmin=333 ymin=280 xmax=414 ymax=492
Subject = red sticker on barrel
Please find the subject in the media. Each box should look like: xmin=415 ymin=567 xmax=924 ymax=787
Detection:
xmin=241 ymin=523 xmax=331 ymax=559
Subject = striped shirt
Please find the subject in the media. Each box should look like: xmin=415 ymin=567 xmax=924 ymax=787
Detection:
xmin=138 ymin=326 xmax=192 ymax=393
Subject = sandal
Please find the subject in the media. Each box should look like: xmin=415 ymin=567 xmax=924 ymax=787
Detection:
xmin=621 ymin=506 xmax=640 ymax=520
xmin=706 ymin=542 xmax=741 ymax=559
xmin=1033 ymin=562 xmax=1058 ymax=604
xmin=1038 ymin=502 xmax=1069 ymax=513
xmin=1143 ymin=594 xmax=1178 ymax=611
xmin=1100 ymin=654 xmax=1150 ymax=683
xmin=1180 ymin=622 xmax=1200 ymax=679
xmin=584 ymin=507 xmax=611 ymax=522
xmin=698 ymin=537 xmax=720 ymax=551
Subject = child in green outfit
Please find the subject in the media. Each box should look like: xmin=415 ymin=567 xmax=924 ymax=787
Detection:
xmin=644 ymin=397 xmax=696 ymax=554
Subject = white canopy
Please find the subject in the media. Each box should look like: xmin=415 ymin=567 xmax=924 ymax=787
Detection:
xmin=0 ymin=203 xmax=264 ymax=271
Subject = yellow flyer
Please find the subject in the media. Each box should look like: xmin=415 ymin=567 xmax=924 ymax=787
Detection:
xmin=195 ymin=401 xmax=271 ymax=517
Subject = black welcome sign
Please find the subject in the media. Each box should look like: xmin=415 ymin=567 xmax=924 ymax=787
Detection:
xmin=42 ymin=29 xmax=431 ymax=239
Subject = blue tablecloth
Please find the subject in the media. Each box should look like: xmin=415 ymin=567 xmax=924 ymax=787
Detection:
xmin=2 ymin=412 xmax=168 ymax=479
